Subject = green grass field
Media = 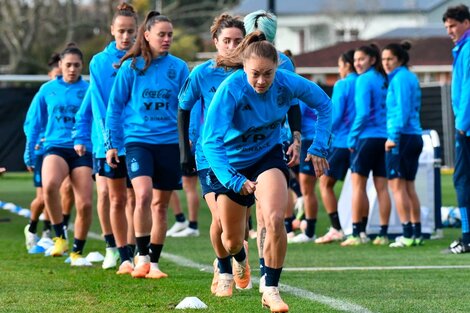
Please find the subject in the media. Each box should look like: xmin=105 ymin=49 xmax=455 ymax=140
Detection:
xmin=1 ymin=172 xmax=469 ymax=313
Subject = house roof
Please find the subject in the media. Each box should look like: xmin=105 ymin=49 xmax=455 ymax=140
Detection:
xmin=377 ymin=25 xmax=447 ymax=38
xmin=233 ymin=0 xmax=449 ymax=15
xmin=293 ymin=37 xmax=453 ymax=68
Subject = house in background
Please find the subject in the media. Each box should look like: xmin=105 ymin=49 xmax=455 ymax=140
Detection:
xmin=231 ymin=0 xmax=461 ymax=55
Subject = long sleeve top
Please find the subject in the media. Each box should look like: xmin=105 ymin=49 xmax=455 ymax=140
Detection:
xmin=451 ymin=29 xmax=470 ymax=135
xmin=331 ymin=72 xmax=357 ymax=148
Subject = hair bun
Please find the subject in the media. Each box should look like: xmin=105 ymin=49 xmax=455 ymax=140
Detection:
xmin=65 ymin=42 xmax=78 ymax=49
xmin=400 ymin=40 xmax=412 ymax=51
xmin=117 ymin=2 xmax=135 ymax=13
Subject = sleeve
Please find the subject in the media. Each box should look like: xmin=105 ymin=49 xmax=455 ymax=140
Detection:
xmin=24 ymin=89 xmax=47 ymax=167
xmin=331 ymin=80 xmax=347 ymax=132
xmin=72 ymin=89 xmax=92 ymax=146
xmin=456 ymin=47 xmax=470 ymax=134
xmin=387 ymin=77 xmax=410 ymax=143
xmin=348 ymin=76 xmax=370 ymax=149
xmin=105 ymin=64 xmax=132 ymax=150
xmin=89 ymin=58 xmax=109 ymax=150
xmin=202 ymin=85 xmax=247 ymax=193
xmin=289 ymin=73 xmax=332 ymax=158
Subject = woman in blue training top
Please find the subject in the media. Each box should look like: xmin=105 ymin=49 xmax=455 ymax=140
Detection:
xmin=243 ymin=10 xmax=302 ymax=294
xmin=382 ymin=42 xmax=423 ymax=248
xmin=106 ymin=11 xmax=189 ymax=279
xmin=202 ymin=31 xmax=331 ymax=312
xmin=317 ymin=49 xmax=357 ymax=244
xmin=178 ymin=13 xmax=246 ymax=297
xmin=75 ymin=2 xmax=138 ymax=274
xmin=343 ymin=44 xmax=391 ymax=246
xmin=24 ymin=43 xmax=93 ymax=266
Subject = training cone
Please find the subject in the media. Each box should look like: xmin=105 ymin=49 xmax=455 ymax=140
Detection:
xmin=86 ymin=251 xmax=104 ymax=263
xmin=175 ymin=297 xmax=208 ymax=309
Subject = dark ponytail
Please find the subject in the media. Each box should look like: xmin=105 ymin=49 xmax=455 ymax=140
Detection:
xmin=383 ymin=41 xmax=412 ymax=67
xmin=356 ymin=43 xmax=386 ymax=78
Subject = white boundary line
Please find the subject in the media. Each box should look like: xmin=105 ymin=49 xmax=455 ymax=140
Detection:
xmin=283 ymin=265 xmax=470 ymax=271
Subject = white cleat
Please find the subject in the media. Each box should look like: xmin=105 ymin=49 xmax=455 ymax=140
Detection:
xmin=24 ymin=225 xmax=39 ymax=251
xmin=315 ymin=227 xmax=344 ymax=244
xmin=288 ymin=232 xmax=315 ymax=244
xmin=171 ymin=227 xmax=200 ymax=238
xmin=71 ymin=252 xmax=92 ymax=267
xmin=166 ymin=220 xmax=189 ymax=237
xmin=102 ymin=247 xmax=119 ymax=269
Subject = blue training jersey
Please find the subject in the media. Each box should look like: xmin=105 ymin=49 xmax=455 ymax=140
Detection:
xmin=89 ymin=41 xmax=127 ymax=157
xmin=386 ymin=66 xmax=422 ymax=143
xmin=300 ymin=100 xmax=317 ymax=141
xmin=72 ymin=89 xmax=98 ymax=153
xmin=178 ymin=59 xmax=235 ymax=170
xmin=348 ymin=67 xmax=387 ymax=149
xmin=331 ymin=72 xmax=357 ymax=148
xmin=106 ymin=54 xmax=189 ymax=146
xmin=278 ymin=52 xmax=298 ymax=143
xmin=24 ymin=76 xmax=89 ymax=167
xmin=451 ymin=29 xmax=470 ymax=135
xmin=202 ymin=69 xmax=332 ymax=193
xmin=23 ymin=93 xmax=46 ymax=165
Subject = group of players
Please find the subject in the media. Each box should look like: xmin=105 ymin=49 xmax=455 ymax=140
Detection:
xmin=20 ymin=3 xmax=470 ymax=312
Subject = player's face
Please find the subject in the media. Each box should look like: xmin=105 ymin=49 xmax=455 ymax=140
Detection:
xmin=338 ymin=57 xmax=350 ymax=79
xmin=244 ymin=55 xmax=277 ymax=94
xmin=48 ymin=66 xmax=62 ymax=80
xmin=444 ymin=18 xmax=470 ymax=43
xmin=354 ymin=50 xmax=375 ymax=75
xmin=59 ymin=53 xmax=82 ymax=83
xmin=144 ymin=21 xmax=173 ymax=57
xmin=111 ymin=15 xmax=137 ymax=51
xmin=381 ymin=49 xmax=400 ymax=74
xmin=214 ymin=27 xmax=244 ymax=57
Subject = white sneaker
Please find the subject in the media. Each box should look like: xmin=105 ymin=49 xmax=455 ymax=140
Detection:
xmin=70 ymin=252 xmax=92 ymax=267
xmin=288 ymin=232 xmax=315 ymax=244
xmin=41 ymin=229 xmax=52 ymax=239
xmin=171 ymin=227 xmax=200 ymax=237
xmin=166 ymin=220 xmax=189 ymax=237
xmin=24 ymin=225 xmax=39 ymax=251
xmin=259 ymin=274 xmax=266 ymax=294
xmin=315 ymin=227 xmax=344 ymax=244
xmin=359 ymin=232 xmax=370 ymax=243
xmin=102 ymin=247 xmax=119 ymax=269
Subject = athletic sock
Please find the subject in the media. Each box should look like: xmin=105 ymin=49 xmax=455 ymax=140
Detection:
xmin=149 ymin=243 xmax=163 ymax=263
xmin=118 ymin=246 xmax=131 ymax=263
xmin=379 ymin=225 xmax=388 ymax=237
xmin=284 ymin=216 xmax=294 ymax=233
xmin=248 ymin=215 xmax=254 ymax=230
xmin=403 ymin=222 xmax=413 ymax=238
xmin=28 ymin=220 xmax=39 ymax=234
xmin=290 ymin=179 xmax=302 ymax=197
xmin=259 ymin=258 xmax=265 ymax=277
xmin=63 ymin=214 xmax=71 ymax=228
xmin=233 ymin=245 xmax=246 ymax=263
xmin=352 ymin=222 xmax=361 ymax=237
xmin=104 ymin=234 xmax=116 ymax=248
xmin=412 ymin=222 xmax=422 ymax=238
xmin=265 ymin=266 xmax=283 ymax=287
xmin=361 ymin=216 xmax=369 ymax=233
xmin=127 ymin=244 xmax=136 ymax=257
xmin=175 ymin=213 xmax=185 ymax=223
xmin=329 ymin=212 xmax=342 ymax=231
xmin=43 ymin=220 xmax=51 ymax=231
xmin=72 ymin=238 xmax=86 ymax=254
xmin=52 ymin=223 xmax=66 ymax=238
xmin=305 ymin=218 xmax=316 ymax=238
xmin=217 ymin=255 xmax=232 ymax=274
xmin=188 ymin=221 xmax=198 ymax=230
xmin=135 ymin=235 xmax=150 ymax=256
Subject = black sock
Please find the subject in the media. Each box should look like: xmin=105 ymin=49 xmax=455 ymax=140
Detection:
xmin=379 ymin=225 xmax=388 ymax=237
xmin=259 ymin=258 xmax=265 ymax=277
xmin=72 ymin=238 xmax=86 ymax=254
xmin=175 ymin=213 xmax=185 ymax=222
xmin=233 ymin=245 xmax=246 ymax=263
xmin=305 ymin=218 xmax=317 ymax=238
xmin=462 ymin=233 xmax=470 ymax=245
xmin=43 ymin=220 xmax=51 ymax=231
xmin=329 ymin=212 xmax=342 ymax=231
xmin=128 ymin=244 xmax=136 ymax=256
xmin=52 ymin=223 xmax=65 ymax=238
xmin=188 ymin=221 xmax=198 ymax=230
xmin=265 ymin=266 xmax=283 ymax=287
xmin=149 ymin=243 xmax=163 ymax=263
xmin=248 ymin=215 xmax=253 ymax=230
xmin=217 ymin=256 xmax=232 ymax=274
xmin=135 ymin=235 xmax=150 ymax=255
xmin=63 ymin=214 xmax=71 ymax=227
xmin=412 ymin=222 xmax=422 ymax=238
xmin=352 ymin=222 xmax=361 ymax=237
xmin=104 ymin=234 xmax=116 ymax=248
xmin=118 ymin=246 xmax=131 ymax=263
xmin=403 ymin=222 xmax=412 ymax=238
xmin=28 ymin=220 xmax=39 ymax=234
xmin=361 ymin=216 xmax=368 ymax=233
xmin=284 ymin=216 xmax=294 ymax=233
xmin=290 ymin=179 xmax=302 ymax=197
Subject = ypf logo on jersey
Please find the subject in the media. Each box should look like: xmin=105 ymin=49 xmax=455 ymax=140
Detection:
xmin=76 ymin=89 xmax=86 ymax=100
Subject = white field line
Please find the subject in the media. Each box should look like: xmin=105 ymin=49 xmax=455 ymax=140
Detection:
xmin=282 ymin=265 xmax=470 ymax=271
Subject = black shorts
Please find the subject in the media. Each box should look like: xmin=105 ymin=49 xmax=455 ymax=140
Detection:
xmin=44 ymin=147 xmax=92 ymax=172
xmin=386 ymin=134 xmax=423 ymax=180
xmin=350 ymin=138 xmax=386 ymax=177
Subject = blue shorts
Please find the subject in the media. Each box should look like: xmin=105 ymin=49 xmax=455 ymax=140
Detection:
xmin=299 ymin=139 xmax=315 ymax=176
xmin=125 ymin=143 xmax=182 ymax=190
xmin=325 ymin=147 xmax=351 ymax=181
xmin=96 ymin=156 xmax=128 ymax=179
xmin=207 ymin=144 xmax=289 ymax=207
xmin=44 ymin=147 xmax=93 ymax=172
xmin=350 ymin=138 xmax=386 ymax=177
xmin=33 ymin=154 xmax=44 ymax=187
xmin=386 ymin=134 xmax=423 ymax=180
xmin=198 ymin=168 xmax=213 ymax=197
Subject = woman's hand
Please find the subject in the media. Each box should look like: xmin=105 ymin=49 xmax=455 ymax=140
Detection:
xmin=74 ymin=144 xmax=86 ymax=157
xmin=305 ymin=154 xmax=329 ymax=177
xmin=385 ymin=139 xmax=396 ymax=152
xmin=286 ymin=140 xmax=300 ymax=167
xmin=106 ymin=149 xmax=119 ymax=169
xmin=240 ymin=179 xmax=257 ymax=195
